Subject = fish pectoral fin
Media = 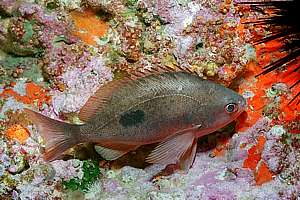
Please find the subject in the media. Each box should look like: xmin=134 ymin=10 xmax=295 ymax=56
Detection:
xmin=179 ymin=139 xmax=197 ymax=171
xmin=145 ymin=132 xmax=196 ymax=166
xmin=94 ymin=145 xmax=129 ymax=161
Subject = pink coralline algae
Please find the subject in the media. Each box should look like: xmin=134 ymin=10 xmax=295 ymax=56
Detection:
xmin=41 ymin=42 xmax=113 ymax=114
xmin=0 ymin=1 xmax=74 ymax=56
xmin=50 ymin=54 xmax=113 ymax=114
xmin=18 ymin=3 xmax=76 ymax=47
xmin=0 ymin=0 xmax=18 ymax=16
xmin=51 ymin=159 xmax=83 ymax=181
xmin=138 ymin=0 xmax=249 ymax=85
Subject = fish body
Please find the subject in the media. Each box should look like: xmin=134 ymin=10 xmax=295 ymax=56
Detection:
xmin=25 ymin=70 xmax=246 ymax=170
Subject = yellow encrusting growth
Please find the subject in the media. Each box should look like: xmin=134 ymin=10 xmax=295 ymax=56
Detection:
xmin=6 ymin=124 xmax=30 ymax=144
xmin=70 ymin=9 xmax=108 ymax=45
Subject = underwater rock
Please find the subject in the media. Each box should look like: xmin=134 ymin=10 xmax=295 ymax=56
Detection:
xmin=84 ymin=180 xmax=102 ymax=199
xmin=0 ymin=0 xmax=19 ymax=16
xmin=119 ymin=24 xmax=142 ymax=62
xmin=0 ymin=97 xmax=24 ymax=120
xmin=138 ymin=0 xmax=250 ymax=84
xmin=0 ymin=55 xmax=43 ymax=84
xmin=0 ymin=1 xmax=74 ymax=56
xmin=70 ymin=8 xmax=108 ymax=46
xmin=0 ymin=17 xmax=41 ymax=56
xmin=261 ymin=139 xmax=283 ymax=174
xmin=5 ymin=124 xmax=30 ymax=145
xmin=51 ymin=159 xmax=84 ymax=181
xmin=84 ymin=0 xmax=126 ymax=17
xmin=0 ymin=0 xmax=299 ymax=199
xmin=39 ymin=0 xmax=82 ymax=11
xmin=48 ymin=45 xmax=113 ymax=113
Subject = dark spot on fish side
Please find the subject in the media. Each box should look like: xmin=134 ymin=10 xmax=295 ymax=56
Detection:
xmin=119 ymin=110 xmax=145 ymax=127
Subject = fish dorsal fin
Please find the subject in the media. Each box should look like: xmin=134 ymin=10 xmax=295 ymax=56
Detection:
xmin=145 ymin=132 xmax=196 ymax=165
xmin=79 ymin=78 xmax=131 ymax=122
xmin=130 ymin=65 xmax=198 ymax=80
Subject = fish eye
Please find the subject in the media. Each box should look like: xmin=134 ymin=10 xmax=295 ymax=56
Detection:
xmin=225 ymin=103 xmax=238 ymax=113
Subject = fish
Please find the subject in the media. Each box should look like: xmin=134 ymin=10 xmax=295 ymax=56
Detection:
xmin=24 ymin=66 xmax=247 ymax=170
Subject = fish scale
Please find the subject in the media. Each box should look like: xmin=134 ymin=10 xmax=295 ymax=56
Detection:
xmin=86 ymin=73 xmax=203 ymax=137
xmin=98 ymin=94 xmax=200 ymax=143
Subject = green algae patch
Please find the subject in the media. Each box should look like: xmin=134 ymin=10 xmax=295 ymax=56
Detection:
xmin=22 ymin=20 xmax=35 ymax=43
xmin=126 ymin=0 xmax=139 ymax=6
xmin=52 ymin=35 xmax=70 ymax=45
xmin=106 ymin=46 xmax=124 ymax=66
xmin=120 ymin=8 xmax=138 ymax=21
xmin=46 ymin=1 xmax=60 ymax=10
xmin=62 ymin=160 xmax=101 ymax=192
xmin=0 ymin=55 xmax=43 ymax=84
xmin=0 ymin=19 xmax=43 ymax=56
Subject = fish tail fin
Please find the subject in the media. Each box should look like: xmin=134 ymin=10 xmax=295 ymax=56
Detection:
xmin=24 ymin=108 xmax=81 ymax=162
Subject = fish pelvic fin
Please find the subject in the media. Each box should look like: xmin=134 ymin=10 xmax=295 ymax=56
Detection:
xmin=94 ymin=145 xmax=129 ymax=160
xmin=24 ymin=108 xmax=81 ymax=162
xmin=179 ymin=139 xmax=197 ymax=171
xmin=146 ymin=132 xmax=197 ymax=170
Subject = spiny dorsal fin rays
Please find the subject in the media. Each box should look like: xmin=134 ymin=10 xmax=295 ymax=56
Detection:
xmin=129 ymin=65 xmax=199 ymax=80
xmin=79 ymin=78 xmax=132 ymax=122
xmin=133 ymin=72 xmax=194 ymax=96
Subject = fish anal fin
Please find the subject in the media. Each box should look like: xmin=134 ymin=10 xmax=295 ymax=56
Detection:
xmin=94 ymin=143 xmax=139 ymax=161
xmin=96 ymin=142 xmax=139 ymax=151
xmin=145 ymin=132 xmax=196 ymax=165
xmin=94 ymin=145 xmax=129 ymax=161
xmin=79 ymin=78 xmax=131 ymax=122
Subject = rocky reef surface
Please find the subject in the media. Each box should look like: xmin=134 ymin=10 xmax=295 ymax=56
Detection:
xmin=0 ymin=0 xmax=299 ymax=199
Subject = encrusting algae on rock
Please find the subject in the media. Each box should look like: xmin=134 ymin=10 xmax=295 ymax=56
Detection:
xmin=70 ymin=8 xmax=108 ymax=46
xmin=0 ymin=82 xmax=51 ymax=108
xmin=5 ymin=124 xmax=30 ymax=144
xmin=242 ymin=134 xmax=274 ymax=185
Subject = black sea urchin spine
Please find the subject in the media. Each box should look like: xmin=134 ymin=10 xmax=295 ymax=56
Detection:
xmin=238 ymin=0 xmax=300 ymax=104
